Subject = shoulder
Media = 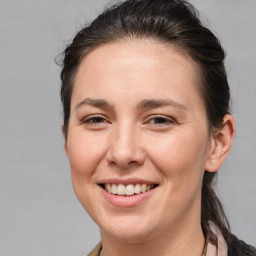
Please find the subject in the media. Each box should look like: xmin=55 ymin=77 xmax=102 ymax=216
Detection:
xmin=228 ymin=234 xmax=256 ymax=256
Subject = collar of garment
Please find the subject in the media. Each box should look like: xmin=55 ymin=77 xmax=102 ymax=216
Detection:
xmin=205 ymin=222 xmax=228 ymax=256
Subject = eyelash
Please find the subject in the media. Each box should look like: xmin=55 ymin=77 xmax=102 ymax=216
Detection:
xmin=82 ymin=115 xmax=109 ymax=126
xmin=82 ymin=114 xmax=175 ymax=128
xmin=145 ymin=115 xmax=175 ymax=126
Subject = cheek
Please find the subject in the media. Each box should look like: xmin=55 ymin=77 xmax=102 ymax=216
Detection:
xmin=67 ymin=132 xmax=107 ymax=182
xmin=66 ymin=132 xmax=108 ymax=214
xmin=146 ymin=132 xmax=208 ymax=181
xmin=146 ymin=133 xmax=208 ymax=218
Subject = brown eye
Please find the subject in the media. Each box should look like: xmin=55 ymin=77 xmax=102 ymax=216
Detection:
xmin=82 ymin=115 xmax=110 ymax=128
xmin=88 ymin=116 xmax=105 ymax=123
xmin=148 ymin=115 xmax=175 ymax=126
xmin=151 ymin=117 xmax=169 ymax=124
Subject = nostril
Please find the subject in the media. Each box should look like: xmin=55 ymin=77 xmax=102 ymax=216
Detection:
xmin=108 ymin=159 xmax=140 ymax=169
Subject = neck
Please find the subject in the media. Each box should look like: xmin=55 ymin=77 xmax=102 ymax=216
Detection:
xmin=100 ymin=221 xmax=205 ymax=256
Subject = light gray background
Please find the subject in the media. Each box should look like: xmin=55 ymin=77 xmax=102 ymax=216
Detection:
xmin=0 ymin=0 xmax=255 ymax=255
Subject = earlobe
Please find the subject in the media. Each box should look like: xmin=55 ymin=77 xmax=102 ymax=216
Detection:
xmin=205 ymin=114 xmax=235 ymax=172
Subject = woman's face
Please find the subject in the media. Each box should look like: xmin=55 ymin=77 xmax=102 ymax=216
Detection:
xmin=65 ymin=40 xmax=214 ymax=242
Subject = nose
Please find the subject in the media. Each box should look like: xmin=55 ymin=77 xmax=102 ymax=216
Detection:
xmin=106 ymin=124 xmax=145 ymax=169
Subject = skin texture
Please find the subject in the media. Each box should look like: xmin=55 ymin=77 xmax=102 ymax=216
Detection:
xmin=64 ymin=40 xmax=235 ymax=256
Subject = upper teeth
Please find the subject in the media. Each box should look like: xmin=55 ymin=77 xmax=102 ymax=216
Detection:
xmin=104 ymin=184 xmax=154 ymax=196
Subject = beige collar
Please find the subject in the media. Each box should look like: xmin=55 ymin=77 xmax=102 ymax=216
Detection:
xmin=206 ymin=222 xmax=228 ymax=256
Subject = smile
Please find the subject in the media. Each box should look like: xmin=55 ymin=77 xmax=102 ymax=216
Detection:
xmin=102 ymin=183 xmax=158 ymax=196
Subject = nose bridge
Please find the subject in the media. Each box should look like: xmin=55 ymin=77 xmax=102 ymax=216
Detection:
xmin=108 ymin=119 xmax=144 ymax=168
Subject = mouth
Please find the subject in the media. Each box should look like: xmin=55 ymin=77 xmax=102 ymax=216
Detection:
xmin=99 ymin=183 xmax=159 ymax=196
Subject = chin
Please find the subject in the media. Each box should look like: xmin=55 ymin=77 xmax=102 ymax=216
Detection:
xmin=99 ymin=215 xmax=156 ymax=242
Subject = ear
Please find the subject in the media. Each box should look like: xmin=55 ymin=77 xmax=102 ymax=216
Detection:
xmin=205 ymin=114 xmax=235 ymax=172
xmin=62 ymin=125 xmax=69 ymax=157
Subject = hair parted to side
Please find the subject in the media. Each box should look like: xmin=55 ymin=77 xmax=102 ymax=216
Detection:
xmin=58 ymin=0 xmax=232 ymax=246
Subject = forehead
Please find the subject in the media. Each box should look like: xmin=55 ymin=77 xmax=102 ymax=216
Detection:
xmin=72 ymin=39 xmax=203 ymax=109
xmin=75 ymin=39 xmax=198 ymax=79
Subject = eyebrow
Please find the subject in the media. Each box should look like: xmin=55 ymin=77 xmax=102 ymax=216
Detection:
xmin=137 ymin=99 xmax=188 ymax=111
xmin=75 ymin=97 xmax=187 ymax=111
xmin=75 ymin=98 xmax=113 ymax=110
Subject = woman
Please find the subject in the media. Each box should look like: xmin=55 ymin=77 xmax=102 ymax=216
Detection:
xmin=58 ymin=0 xmax=256 ymax=255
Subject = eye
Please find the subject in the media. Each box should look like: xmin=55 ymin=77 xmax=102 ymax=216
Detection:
xmin=82 ymin=115 xmax=110 ymax=128
xmin=150 ymin=116 xmax=171 ymax=124
xmin=86 ymin=116 xmax=105 ymax=123
xmin=145 ymin=115 xmax=175 ymax=127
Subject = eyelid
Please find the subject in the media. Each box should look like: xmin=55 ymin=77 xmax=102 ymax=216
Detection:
xmin=82 ymin=114 xmax=110 ymax=125
xmin=81 ymin=114 xmax=175 ymax=127
xmin=144 ymin=114 xmax=176 ymax=125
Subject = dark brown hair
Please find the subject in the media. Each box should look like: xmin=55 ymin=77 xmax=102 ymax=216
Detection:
xmin=59 ymin=0 xmax=232 ymax=246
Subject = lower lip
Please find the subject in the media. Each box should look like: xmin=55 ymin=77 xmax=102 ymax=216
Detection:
xmin=99 ymin=186 xmax=157 ymax=207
